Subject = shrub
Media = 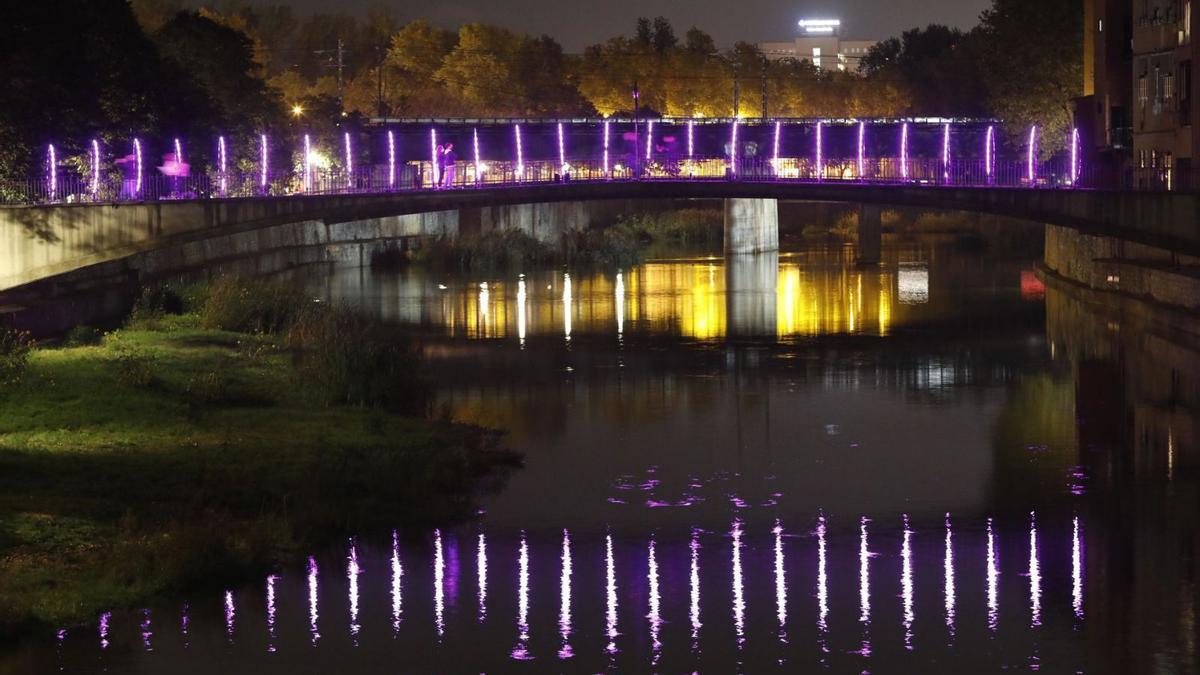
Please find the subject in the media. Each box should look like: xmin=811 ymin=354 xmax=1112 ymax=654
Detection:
xmin=563 ymin=228 xmax=642 ymax=269
xmin=614 ymin=208 xmax=723 ymax=245
xmin=109 ymin=343 xmax=156 ymax=388
xmin=127 ymin=285 xmax=186 ymax=328
xmin=288 ymin=305 xmax=428 ymax=413
xmin=62 ymin=325 xmax=103 ymax=347
xmin=199 ymin=277 xmax=308 ymax=334
xmin=0 ymin=328 xmax=34 ymax=385
xmin=412 ymin=230 xmax=555 ymax=272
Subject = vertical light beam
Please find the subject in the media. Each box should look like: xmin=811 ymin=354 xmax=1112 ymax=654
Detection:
xmin=303 ymin=134 xmax=312 ymax=192
xmin=218 ymin=136 xmax=227 ymax=195
xmin=900 ymin=122 xmax=909 ymax=180
xmin=732 ymin=519 xmax=745 ymax=651
xmin=1027 ymin=125 xmax=1038 ymax=185
xmin=260 ymin=134 xmax=269 ymax=191
xmin=1029 ymin=511 xmax=1042 ymax=626
xmin=987 ymin=517 xmax=999 ymax=631
xmin=47 ymin=144 xmax=56 ymax=199
xmin=557 ymin=122 xmax=566 ymax=173
xmin=772 ymin=120 xmax=782 ymax=173
xmin=430 ymin=128 xmax=438 ymax=188
xmin=815 ymin=121 xmax=824 ymax=180
xmin=392 ymin=530 xmax=403 ymax=634
xmin=730 ymin=120 xmax=739 ymax=175
xmin=563 ymin=273 xmax=572 ymax=341
xmin=344 ymin=131 xmax=353 ymax=187
xmin=434 ymin=529 xmax=445 ymax=638
xmin=985 ymin=126 xmax=995 ymax=181
xmin=605 ymin=533 xmax=619 ymax=655
xmin=91 ymin=139 xmax=101 ymax=198
xmin=857 ymin=121 xmax=866 ymax=179
xmin=944 ymin=513 xmax=956 ymax=639
xmin=224 ymin=591 xmax=235 ymax=644
xmin=1070 ymin=127 xmax=1080 ymax=186
xmin=514 ymin=124 xmax=524 ymax=180
xmin=645 ymin=119 xmax=654 ymax=164
xmin=266 ymin=575 xmax=278 ymax=653
xmin=473 ymin=128 xmax=481 ymax=184
xmin=308 ymin=556 xmax=320 ymax=645
xmin=859 ymin=516 xmax=872 ymax=658
xmin=559 ymin=529 xmax=573 ymax=659
xmin=1072 ymin=516 xmax=1083 ymax=619
xmin=687 ymin=120 xmax=695 ymax=176
xmin=901 ymin=514 xmax=914 ymax=651
xmin=774 ymin=519 xmax=788 ymax=647
xmin=942 ymin=122 xmax=951 ymax=182
xmin=348 ymin=541 xmax=361 ymax=644
xmin=512 ymin=532 xmax=532 ymax=660
xmin=477 ymin=531 xmax=487 ymax=622
xmin=387 ymin=130 xmax=396 ymax=189
xmin=134 ymin=138 xmax=143 ymax=197
xmin=689 ymin=529 xmax=701 ymax=650
xmin=603 ymin=120 xmax=611 ymax=177
xmin=615 ymin=272 xmax=625 ymax=335
xmin=648 ymin=538 xmax=662 ymax=664
xmin=816 ymin=516 xmax=829 ymax=659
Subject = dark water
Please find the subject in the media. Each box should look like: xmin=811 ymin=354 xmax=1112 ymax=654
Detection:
xmin=21 ymin=242 xmax=1200 ymax=673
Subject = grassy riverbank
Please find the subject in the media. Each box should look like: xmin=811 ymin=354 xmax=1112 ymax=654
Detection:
xmin=0 ymin=281 xmax=518 ymax=636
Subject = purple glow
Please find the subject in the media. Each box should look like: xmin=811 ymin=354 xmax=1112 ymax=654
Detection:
xmin=1029 ymin=511 xmax=1041 ymax=626
xmin=90 ymin=139 xmax=101 ymax=197
xmin=859 ymin=516 xmax=871 ymax=625
xmin=945 ymin=513 xmax=956 ymax=637
xmin=514 ymin=124 xmax=524 ymax=179
xmin=648 ymin=537 xmax=662 ymax=663
xmin=512 ymin=532 xmax=532 ymax=660
xmin=348 ymin=541 xmax=361 ymax=643
xmin=434 ymin=529 xmax=445 ymax=639
xmin=772 ymin=121 xmax=782 ymax=168
xmin=134 ymin=139 xmax=142 ymax=196
xmin=259 ymin=134 xmax=269 ymax=190
xmin=141 ymin=609 xmax=153 ymax=652
xmin=645 ymin=120 xmax=654 ymax=163
xmin=47 ymin=144 xmax=56 ymax=198
xmin=387 ymin=130 xmax=396 ymax=188
xmin=430 ymin=128 xmax=438 ymax=187
xmin=773 ymin=519 xmax=788 ymax=646
xmin=689 ymin=529 xmax=701 ymax=648
xmin=217 ymin=136 xmax=227 ymax=194
xmin=392 ymin=531 xmax=404 ymax=633
xmin=687 ymin=120 xmax=695 ymax=176
xmin=605 ymin=533 xmax=618 ymax=655
xmin=477 ymin=532 xmax=487 ymax=622
xmin=472 ymin=128 xmax=481 ymax=183
xmin=224 ymin=590 xmax=235 ymax=644
xmin=174 ymin=138 xmax=183 ymax=167
xmin=559 ymin=529 xmax=573 ymax=659
xmin=557 ymin=122 xmax=566 ymax=172
xmin=901 ymin=514 xmax=914 ymax=651
xmin=266 ymin=574 xmax=278 ymax=653
xmin=307 ymin=556 xmax=320 ymax=645
xmin=857 ymin=122 xmax=866 ymax=178
xmin=99 ymin=612 xmax=110 ymax=649
xmin=1072 ymin=516 xmax=1083 ymax=619
xmin=303 ymin=134 xmax=312 ymax=191
xmin=816 ymin=516 xmax=829 ymax=658
xmin=1027 ymin=125 xmax=1038 ymax=184
xmin=730 ymin=120 xmax=739 ymax=174
xmin=1070 ymin=128 xmax=1080 ymax=185
xmin=985 ymin=126 xmax=995 ymax=179
xmin=987 ymin=517 xmax=999 ymax=631
xmin=344 ymin=132 xmax=353 ymax=186
xmin=815 ymin=121 xmax=823 ymax=180
xmin=731 ymin=519 xmax=745 ymax=650
xmin=900 ymin=123 xmax=909 ymax=180
xmin=603 ymin=121 xmax=610 ymax=176
xmin=942 ymin=123 xmax=951 ymax=182
xmin=181 ymin=603 xmax=189 ymax=647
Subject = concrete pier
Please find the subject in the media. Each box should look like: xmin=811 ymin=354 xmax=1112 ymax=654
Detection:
xmin=723 ymin=198 xmax=779 ymax=255
xmin=726 ymin=251 xmax=779 ymax=338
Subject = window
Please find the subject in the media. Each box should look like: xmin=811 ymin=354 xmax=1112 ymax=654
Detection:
xmin=1164 ymin=72 xmax=1175 ymax=100
xmin=1139 ymin=74 xmax=1149 ymax=107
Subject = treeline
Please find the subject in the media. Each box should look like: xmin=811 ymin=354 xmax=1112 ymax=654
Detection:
xmin=0 ymin=0 xmax=1080 ymax=183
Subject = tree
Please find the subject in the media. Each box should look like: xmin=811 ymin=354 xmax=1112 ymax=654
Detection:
xmin=859 ymin=25 xmax=989 ymax=116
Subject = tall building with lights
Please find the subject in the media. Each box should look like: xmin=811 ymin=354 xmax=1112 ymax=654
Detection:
xmin=758 ymin=19 xmax=878 ymax=70
xmin=1128 ymin=0 xmax=1197 ymax=185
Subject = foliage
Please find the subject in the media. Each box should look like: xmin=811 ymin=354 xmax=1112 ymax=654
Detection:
xmin=859 ymin=25 xmax=990 ymax=116
xmin=62 ymin=325 xmax=103 ymax=347
xmin=0 ymin=329 xmax=34 ymax=386
xmin=412 ymin=229 xmax=556 ymax=272
xmin=198 ymin=276 xmax=309 ymax=334
xmin=614 ymin=208 xmax=723 ymax=245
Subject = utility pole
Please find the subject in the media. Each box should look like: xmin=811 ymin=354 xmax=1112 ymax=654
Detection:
xmin=760 ymin=55 xmax=768 ymax=119
xmin=732 ymin=67 xmax=740 ymax=118
xmin=336 ymin=38 xmax=346 ymax=113
xmin=632 ymin=81 xmax=640 ymax=176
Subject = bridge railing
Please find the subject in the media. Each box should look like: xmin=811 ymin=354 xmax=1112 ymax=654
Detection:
xmin=0 ymin=155 xmax=1176 ymax=207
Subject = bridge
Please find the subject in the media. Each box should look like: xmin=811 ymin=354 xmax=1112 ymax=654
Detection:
xmin=2 ymin=119 xmax=1199 ymax=294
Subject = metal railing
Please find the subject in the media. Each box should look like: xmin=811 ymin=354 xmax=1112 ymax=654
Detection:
xmin=0 ymin=154 xmax=1178 ymax=207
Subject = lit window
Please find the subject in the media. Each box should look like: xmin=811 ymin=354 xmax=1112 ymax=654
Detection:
xmin=812 ymin=47 xmax=822 ymax=69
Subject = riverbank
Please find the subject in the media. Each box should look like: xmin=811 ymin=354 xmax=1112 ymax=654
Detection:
xmin=0 ymin=285 xmax=519 ymax=637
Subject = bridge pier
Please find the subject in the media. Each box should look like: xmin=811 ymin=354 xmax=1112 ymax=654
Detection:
xmin=726 ymin=251 xmax=779 ymax=338
xmin=856 ymin=204 xmax=882 ymax=266
xmin=724 ymin=198 xmax=779 ymax=255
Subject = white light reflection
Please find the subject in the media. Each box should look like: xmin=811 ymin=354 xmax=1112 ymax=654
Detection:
xmin=512 ymin=532 xmax=532 ymax=660
xmin=477 ymin=532 xmax=488 ymax=623
xmin=605 ymin=533 xmax=619 ymax=656
xmin=732 ymin=519 xmax=746 ymax=651
xmin=308 ymin=556 xmax=320 ymax=645
xmin=224 ymin=591 xmax=235 ymax=644
xmin=944 ymin=514 xmax=956 ymax=639
xmin=648 ymin=538 xmax=662 ymax=664
xmin=348 ymin=542 xmax=361 ymax=644
xmin=898 ymin=263 xmax=929 ymax=304
xmin=1029 ymin=512 xmax=1042 ymax=627
xmin=559 ymin=530 xmax=574 ymax=659
xmin=987 ymin=518 xmax=999 ymax=632
xmin=816 ymin=516 xmax=829 ymax=660
xmin=902 ymin=514 xmax=914 ymax=651
xmin=434 ymin=529 xmax=445 ymax=639
xmin=615 ymin=272 xmax=625 ymax=336
xmin=266 ymin=574 xmax=278 ymax=653
xmin=690 ymin=529 xmax=701 ymax=650
xmin=1072 ymin=516 xmax=1083 ymax=620
xmin=859 ymin=516 xmax=871 ymax=657
xmin=478 ymin=282 xmax=490 ymax=334
xmin=516 ymin=278 xmax=527 ymax=347
xmin=392 ymin=531 xmax=403 ymax=634
xmin=562 ymin=273 xmax=572 ymax=341
xmin=773 ymin=519 xmax=788 ymax=650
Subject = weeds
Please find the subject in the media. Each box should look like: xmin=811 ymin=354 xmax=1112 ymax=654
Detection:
xmin=0 ymin=328 xmax=33 ymax=385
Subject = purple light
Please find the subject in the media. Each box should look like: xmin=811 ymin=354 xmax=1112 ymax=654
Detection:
xmin=90 ymin=139 xmax=100 ymax=197
xmin=344 ymin=131 xmax=353 ymax=186
xmin=303 ymin=134 xmax=312 ymax=191
xmin=392 ymin=531 xmax=404 ymax=633
xmin=730 ymin=120 xmax=739 ymax=174
xmin=99 ymin=611 xmax=111 ymax=649
xmin=473 ymin=128 xmax=481 ymax=183
xmin=985 ymin=126 xmax=995 ymax=179
xmin=47 ymin=144 xmax=56 ymax=199
xmin=476 ymin=531 xmax=487 ymax=623
xmin=901 ymin=514 xmax=914 ymax=650
xmin=387 ymin=131 xmax=396 ymax=188
xmin=557 ymin=122 xmax=566 ymax=172
xmin=942 ymin=123 xmax=951 ymax=182
xmin=687 ymin=120 xmax=695 ymax=176
xmin=514 ymin=124 xmax=524 ymax=179
xmin=217 ymin=136 xmax=227 ymax=194
xmin=259 ymin=134 xmax=268 ymax=190
xmin=772 ymin=121 xmax=782 ymax=168
xmin=141 ymin=609 xmax=152 ymax=652
xmin=689 ymin=529 xmax=701 ymax=648
xmin=134 ymin=139 xmax=143 ymax=197
xmin=900 ymin=122 xmax=909 ymax=180
xmin=859 ymin=516 xmax=872 ymax=657
xmin=266 ymin=575 xmax=278 ymax=653
xmin=430 ymin=128 xmax=438 ymax=188
xmin=1029 ymin=511 xmax=1041 ymax=626
xmin=605 ymin=533 xmax=618 ymax=655
xmin=1072 ymin=516 xmax=1083 ymax=619
xmin=945 ymin=513 xmax=956 ymax=637
xmin=1027 ymin=125 xmax=1038 ymax=185
xmin=433 ymin=529 xmax=444 ymax=638
xmin=1070 ymin=127 xmax=1079 ymax=185
xmin=648 ymin=537 xmax=662 ymax=663
xmin=224 ymin=590 xmax=235 ymax=644
xmin=348 ymin=541 xmax=361 ymax=643
xmin=559 ymin=529 xmax=574 ymax=660
xmin=816 ymin=516 xmax=829 ymax=657
xmin=815 ymin=121 xmax=824 ymax=180
xmin=987 ymin=517 xmax=998 ymax=631
xmin=307 ymin=556 xmax=320 ymax=645
xmin=857 ymin=122 xmax=865 ymax=179
xmin=174 ymin=138 xmax=183 ymax=166
xmin=645 ymin=120 xmax=654 ymax=163
xmin=603 ymin=121 xmax=610 ymax=177
xmin=512 ymin=531 xmax=532 ymax=660
xmin=773 ymin=519 xmax=787 ymax=636
xmin=732 ymin=519 xmax=745 ymax=650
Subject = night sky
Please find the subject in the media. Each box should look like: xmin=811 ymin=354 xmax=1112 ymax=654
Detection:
xmin=222 ymin=0 xmax=992 ymax=51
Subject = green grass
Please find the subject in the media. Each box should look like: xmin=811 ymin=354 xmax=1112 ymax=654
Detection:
xmin=0 ymin=316 xmax=517 ymax=635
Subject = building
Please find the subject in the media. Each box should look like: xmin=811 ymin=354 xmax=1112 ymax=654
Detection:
xmin=1077 ymin=0 xmax=1134 ymax=166
xmin=758 ymin=19 xmax=878 ymax=71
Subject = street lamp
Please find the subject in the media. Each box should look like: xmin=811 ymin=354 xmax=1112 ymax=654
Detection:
xmin=291 ymin=104 xmax=305 ymax=118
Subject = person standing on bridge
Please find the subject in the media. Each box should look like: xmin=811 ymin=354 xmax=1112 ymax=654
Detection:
xmin=434 ymin=144 xmax=445 ymax=189
xmin=442 ymin=143 xmax=457 ymax=188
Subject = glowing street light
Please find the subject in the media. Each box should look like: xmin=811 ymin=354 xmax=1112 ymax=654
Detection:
xmin=291 ymin=104 xmax=305 ymax=118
